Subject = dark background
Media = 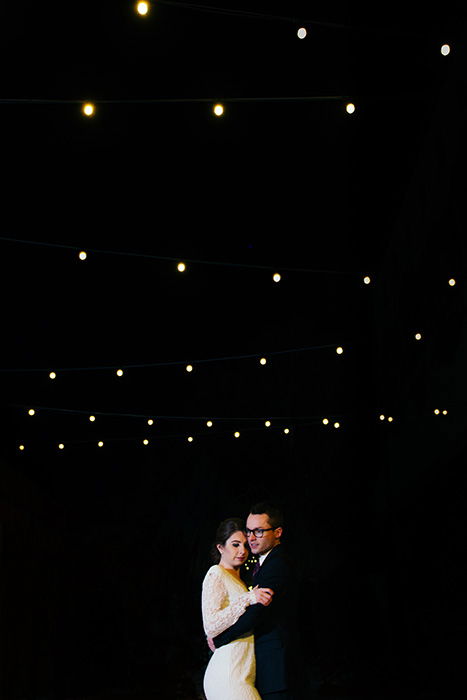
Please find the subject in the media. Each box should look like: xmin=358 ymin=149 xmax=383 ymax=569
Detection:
xmin=0 ymin=2 xmax=466 ymax=699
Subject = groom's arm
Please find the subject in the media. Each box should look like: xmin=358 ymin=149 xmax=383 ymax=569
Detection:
xmin=213 ymin=599 xmax=265 ymax=647
xmin=213 ymin=559 xmax=288 ymax=648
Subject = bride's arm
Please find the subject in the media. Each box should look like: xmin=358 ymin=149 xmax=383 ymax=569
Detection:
xmin=201 ymin=568 xmax=257 ymax=638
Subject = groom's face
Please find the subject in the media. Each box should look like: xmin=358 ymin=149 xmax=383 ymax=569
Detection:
xmin=246 ymin=512 xmax=282 ymax=556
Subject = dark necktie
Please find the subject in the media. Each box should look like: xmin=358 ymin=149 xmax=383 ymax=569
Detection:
xmin=252 ymin=560 xmax=261 ymax=578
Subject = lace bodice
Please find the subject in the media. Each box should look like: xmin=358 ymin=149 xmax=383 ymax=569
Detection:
xmin=202 ymin=565 xmax=256 ymax=638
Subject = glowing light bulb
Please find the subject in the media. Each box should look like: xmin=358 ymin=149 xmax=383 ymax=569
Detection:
xmin=363 ymin=276 xmax=371 ymax=285
xmin=136 ymin=1 xmax=149 ymax=15
xmin=98 ymin=441 xmax=104 ymax=447
xmin=213 ymin=103 xmax=224 ymax=117
xmin=346 ymin=103 xmax=355 ymax=114
xmin=78 ymin=251 xmax=87 ymax=261
xmin=334 ymin=422 xmax=340 ymax=428
xmin=434 ymin=409 xmax=440 ymax=415
xmin=28 ymin=409 xmax=35 ymax=416
xmin=415 ymin=333 xmax=422 ymax=340
xmin=259 ymin=357 xmax=267 ymax=365
xmin=206 ymin=420 xmax=213 ymax=427
xmin=387 ymin=416 xmax=394 ymax=423
xmin=89 ymin=415 xmax=96 ymax=422
xmin=448 ymin=278 xmax=456 ymax=286
xmin=336 ymin=346 xmax=344 ymax=355
xmin=177 ymin=262 xmax=186 ymax=272
xmin=234 ymin=431 xmax=240 ymax=438
xmin=187 ymin=436 xmax=194 ymax=443
xmin=82 ymin=102 xmax=95 ymax=117
xmin=442 ymin=410 xmax=448 ymax=415
xmin=18 ymin=444 xmax=25 ymax=451
xmin=265 ymin=420 xmax=271 ymax=427
xmin=322 ymin=418 xmax=329 ymax=425
xmin=186 ymin=364 xmax=193 ymax=373
xmin=284 ymin=428 xmax=290 ymax=434
xmin=49 ymin=371 xmax=56 ymax=379
xmin=147 ymin=419 xmax=154 ymax=426
xmin=379 ymin=414 xmax=385 ymax=421
xmin=273 ymin=273 xmax=281 ymax=283
xmin=441 ymin=44 xmax=450 ymax=56
xmin=58 ymin=443 xmax=65 ymax=450
xmin=143 ymin=439 xmax=149 ymax=445
xmin=297 ymin=27 xmax=307 ymax=39
xmin=116 ymin=369 xmax=124 ymax=376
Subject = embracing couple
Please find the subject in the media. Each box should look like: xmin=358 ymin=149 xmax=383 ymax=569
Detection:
xmin=201 ymin=502 xmax=292 ymax=700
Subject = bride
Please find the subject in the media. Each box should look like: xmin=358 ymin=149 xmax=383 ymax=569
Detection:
xmin=201 ymin=517 xmax=274 ymax=700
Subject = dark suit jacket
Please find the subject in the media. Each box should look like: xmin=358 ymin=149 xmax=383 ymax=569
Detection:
xmin=213 ymin=544 xmax=290 ymax=695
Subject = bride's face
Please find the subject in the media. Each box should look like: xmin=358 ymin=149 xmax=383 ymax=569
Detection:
xmin=217 ymin=530 xmax=249 ymax=570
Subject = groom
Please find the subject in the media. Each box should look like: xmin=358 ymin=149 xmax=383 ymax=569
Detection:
xmin=212 ymin=501 xmax=292 ymax=700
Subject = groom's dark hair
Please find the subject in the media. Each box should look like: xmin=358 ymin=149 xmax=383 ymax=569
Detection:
xmin=250 ymin=501 xmax=283 ymax=530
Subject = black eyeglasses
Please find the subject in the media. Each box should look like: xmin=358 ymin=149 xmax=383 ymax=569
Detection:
xmin=246 ymin=528 xmax=274 ymax=538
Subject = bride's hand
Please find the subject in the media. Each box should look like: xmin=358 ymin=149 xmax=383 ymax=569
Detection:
xmin=252 ymin=586 xmax=274 ymax=606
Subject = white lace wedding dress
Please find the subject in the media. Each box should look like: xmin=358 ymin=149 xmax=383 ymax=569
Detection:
xmin=201 ymin=564 xmax=261 ymax=700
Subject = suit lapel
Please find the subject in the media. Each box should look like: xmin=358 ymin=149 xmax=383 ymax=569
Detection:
xmin=253 ymin=544 xmax=281 ymax=583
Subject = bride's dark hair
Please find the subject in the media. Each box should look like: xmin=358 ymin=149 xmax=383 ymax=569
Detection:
xmin=211 ymin=517 xmax=246 ymax=563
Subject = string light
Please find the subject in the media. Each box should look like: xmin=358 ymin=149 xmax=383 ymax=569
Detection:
xmin=82 ymin=102 xmax=95 ymax=117
xmin=273 ymin=273 xmax=281 ymax=283
xmin=2 ymin=342 xmax=350 ymax=376
xmin=78 ymin=251 xmax=87 ymax=261
xmin=206 ymin=420 xmax=213 ymax=427
xmin=16 ymin=406 xmax=446 ymax=450
xmin=49 ymin=371 xmax=56 ymax=379
xmin=213 ymin=103 xmax=224 ymax=117
xmin=448 ymin=278 xmax=456 ymax=286
xmin=297 ymin=27 xmax=307 ymax=39
xmin=259 ymin=357 xmax=267 ymax=365
xmin=136 ymin=1 xmax=150 ymax=15
xmin=1 ymin=234 xmax=369 ymax=277
xmin=346 ymin=103 xmax=355 ymax=114
xmin=89 ymin=415 xmax=96 ymax=422
xmin=434 ymin=409 xmax=440 ymax=415
xmin=28 ymin=409 xmax=35 ymax=416
xmin=441 ymin=44 xmax=450 ymax=56
xmin=177 ymin=262 xmax=186 ymax=272
xmin=147 ymin=419 xmax=154 ymax=426
xmin=363 ymin=276 xmax=371 ymax=285
xmin=336 ymin=346 xmax=343 ymax=355
xmin=415 ymin=332 xmax=422 ymax=340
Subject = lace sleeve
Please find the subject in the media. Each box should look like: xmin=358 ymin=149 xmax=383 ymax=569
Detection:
xmin=201 ymin=567 xmax=256 ymax=638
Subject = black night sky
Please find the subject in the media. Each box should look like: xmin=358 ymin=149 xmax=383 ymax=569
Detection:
xmin=0 ymin=2 xmax=466 ymax=699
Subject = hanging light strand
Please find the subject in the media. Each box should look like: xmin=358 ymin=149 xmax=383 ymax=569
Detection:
xmin=0 ymin=234 xmax=361 ymax=275
xmin=0 ymin=342 xmax=346 ymax=373
xmin=13 ymin=404 xmax=346 ymax=422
